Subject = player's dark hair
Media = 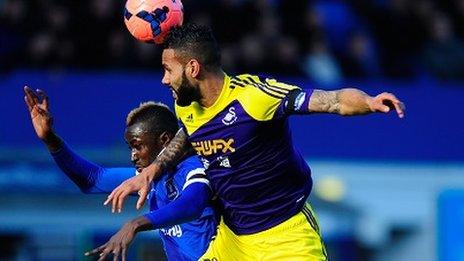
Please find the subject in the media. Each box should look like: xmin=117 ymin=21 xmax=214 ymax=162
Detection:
xmin=164 ymin=23 xmax=221 ymax=72
xmin=126 ymin=102 xmax=178 ymax=137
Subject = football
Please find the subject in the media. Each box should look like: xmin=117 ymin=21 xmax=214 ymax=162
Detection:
xmin=124 ymin=0 xmax=183 ymax=44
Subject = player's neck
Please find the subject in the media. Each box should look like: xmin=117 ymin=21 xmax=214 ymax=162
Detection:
xmin=198 ymin=70 xmax=226 ymax=108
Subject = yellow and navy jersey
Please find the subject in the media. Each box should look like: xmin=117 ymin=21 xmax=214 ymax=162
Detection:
xmin=175 ymin=74 xmax=314 ymax=235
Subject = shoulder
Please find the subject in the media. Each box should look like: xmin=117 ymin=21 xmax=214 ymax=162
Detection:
xmin=177 ymin=155 xmax=205 ymax=171
xmin=175 ymin=155 xmax=206 ymax=181
xmin=232 ymin=74 xmax=301 ymax=121
xmin=174 ymin=101 xmax=202 ymax=120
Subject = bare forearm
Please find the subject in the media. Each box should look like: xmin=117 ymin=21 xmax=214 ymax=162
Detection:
xmin=128 ymin=216 xmax=153 ymax=232
xmin=309 ymin=88 xmax=373 ymax=116
xmin=142 ymin=128 xmax=190 ymax=182
xmin=153 ymin=128 xmax=190 ymax=170
xmin=338 ymin=88 xmax=373 ymax=115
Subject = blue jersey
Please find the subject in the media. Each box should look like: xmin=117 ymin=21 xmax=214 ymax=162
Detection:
xmin=51 ymin=144 xmax=217 ymax=261
xmin=175 ymin=74 xmax=313 ymax=235
xmin=147 ymin=156 xmax=217 ymax=260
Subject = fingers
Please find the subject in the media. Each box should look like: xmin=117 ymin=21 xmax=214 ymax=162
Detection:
xmin=393 ymin=100 xmax=405 ymax=118
xmin=122 ymin=248 xmax=127 ymax=261
xmin=116 ymin=190 xmax=131 ymax=213
xmin=105 ymin=183 xmax=123 ymax=213
xmin=105 ymin=182 xmax=130 ymax=213
xmin=24 ymin=95 xmax=33 ymax=112
xmin=85 ymin=244 xmax=107 ymax=256
xmin=37 ymin=89 xmax=49 ymax=111
xmin=377 ymin=92 xmax=405 ymax=118
xmin=98 ymin=249 xmax=110 ymax=261
xmin=112 ymin=247 xmax=121 ymax=261
xmin=104 ymin=189 xmax=116 ymax=207
xmin=136 ymin=186 xmax=148 ymax=210
xmin=24 ymin=86 xmax=39 ymax=105
xmin=24 ymin=86 xmax=37 ymax=110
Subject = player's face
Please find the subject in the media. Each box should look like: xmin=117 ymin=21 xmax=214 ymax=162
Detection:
xmin=124 ymin=123 xmax=166 ymax=172
xmin=161 ymin=49 xmax=200 ymax=106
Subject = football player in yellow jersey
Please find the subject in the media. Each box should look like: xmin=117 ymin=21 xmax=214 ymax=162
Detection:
xmin=106 ymin=23 xmax=405 ymax=260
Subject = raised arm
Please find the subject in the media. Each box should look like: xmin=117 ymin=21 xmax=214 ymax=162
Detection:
xmin=24 ymin=86 xmax=133 ymax=193
xmin=105 ymin=128 xmax=190 ymax=213
xmin=308 ymin=89 xmax=405 ymax=117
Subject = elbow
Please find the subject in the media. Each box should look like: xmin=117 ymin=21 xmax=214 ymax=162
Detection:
xmin=78 ymin=183 xmax=98 ymax=194
xmin=79 ymin=186 xmax=93 ymax=194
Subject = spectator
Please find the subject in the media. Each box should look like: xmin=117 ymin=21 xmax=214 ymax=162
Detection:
xmin=422 ymin=12 xmax=464 ymax=79
xmin=303 ymin=38 xmax=343 ymax=86
xmin=339 ymin=31 xmax=382 ymax=79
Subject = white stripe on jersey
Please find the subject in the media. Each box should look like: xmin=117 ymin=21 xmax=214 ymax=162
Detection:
xmin=185 ymin=168 xmax=206 ymax=181
xmin=182 ymin=178 xmax=210 ymax=190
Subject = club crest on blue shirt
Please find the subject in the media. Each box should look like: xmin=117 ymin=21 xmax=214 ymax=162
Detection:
xmin=165 ymin=178 xmax=179 ymax=201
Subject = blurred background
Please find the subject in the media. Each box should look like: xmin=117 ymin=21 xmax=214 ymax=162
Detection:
xmin=1 ymin=0 xmax=463 ymax=260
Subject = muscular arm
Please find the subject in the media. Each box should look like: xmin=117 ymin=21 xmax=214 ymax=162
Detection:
xmin=152 ymin=128 xmax=191 ymax=172
xmin=308 ymin=88 xmax=405 ymax=117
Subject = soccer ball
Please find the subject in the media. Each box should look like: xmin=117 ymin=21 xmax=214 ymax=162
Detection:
xmin=124 ymin=0 xmax=183 ymax=44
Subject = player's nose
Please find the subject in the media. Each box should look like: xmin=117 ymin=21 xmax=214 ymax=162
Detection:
xmin=161 ymin=75 xmax=170 ymax=86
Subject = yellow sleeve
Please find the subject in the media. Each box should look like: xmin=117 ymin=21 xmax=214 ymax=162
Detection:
xmin=234 ymin=74 xmax=301 ymax=121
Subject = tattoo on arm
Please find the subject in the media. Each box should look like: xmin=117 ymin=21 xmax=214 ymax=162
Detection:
xmin=154 ymin=128 xmax=190 ymax=170
xmin=309 ymin=90 xmax=341 ymax=114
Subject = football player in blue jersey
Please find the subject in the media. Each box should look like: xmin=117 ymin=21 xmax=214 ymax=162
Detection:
xmin=24 ymin=86 xmax=217 ymax=261
xmin=106 ymin=24 xmax=405 ymax=260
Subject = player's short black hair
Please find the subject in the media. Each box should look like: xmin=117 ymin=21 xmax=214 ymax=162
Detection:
xmin=126 ymin=101 xmax=178 ymax=137
xmin=164 ymin=23 xmax=221 ymax=71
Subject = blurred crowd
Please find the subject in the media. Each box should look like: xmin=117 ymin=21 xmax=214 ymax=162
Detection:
xmin=1 ymin=0 xmax=464 ymax=83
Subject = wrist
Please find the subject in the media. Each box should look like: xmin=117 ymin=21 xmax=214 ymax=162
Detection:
xmin=128 ymin=216 xmax=153 ymax=232
xmin=365 ymin=96 xmax=375 ymax=113
xmin=144 ymin=162 xmax=162 ymax=181
xmin=43 ymin=132 xmax=63 ymax=153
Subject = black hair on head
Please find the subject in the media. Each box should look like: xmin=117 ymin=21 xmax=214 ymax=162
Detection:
xmin=163 ymin=23 xmax=221 ymax=71
xmin=126 ymin=101 xmax=178 ymax=137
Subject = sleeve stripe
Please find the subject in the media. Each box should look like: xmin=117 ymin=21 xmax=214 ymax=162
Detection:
xmin=241 ymin=77 xmax=285 ymax=99
xmin=182 ymin=178 xmax=210 ymax=190
xmin=265 ymin=79 xmax=299 ymax=91
xmin=261 ymin=83 xmax=290 ymax=95
xmin=230 ymin=79 xmax=245 ymax=87
xmin=189 ymin=173 xmax=207 ymax=180
xmin=257 ymin=84 xmax=286 ymax=99
xmin=245 ymin=76 xmax=289 ymax=97
xmin=185 ymin=168 xmax=206 ymax=181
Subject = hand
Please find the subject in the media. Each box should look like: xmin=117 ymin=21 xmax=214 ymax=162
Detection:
xmin=368 ymin=92 xmax=405 ymax=118
xmin=84 ymin=222 xmax=137 ymax=261
xmin=104 ymin=163 xmax=161 ymax=213
xmin=24 ymin=86 xmax=53 ymax=140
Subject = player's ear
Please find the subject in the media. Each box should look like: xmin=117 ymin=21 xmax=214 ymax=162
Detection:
xmin=187 ymin=59 xmax=201 ymax=78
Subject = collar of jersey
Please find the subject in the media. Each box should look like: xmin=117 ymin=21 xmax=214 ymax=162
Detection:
xmin=176 ymin=74 xmax=233 ymax=135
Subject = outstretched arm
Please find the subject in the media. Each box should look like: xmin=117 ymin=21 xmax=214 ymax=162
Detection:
xmin=308 ymin=89 xmax=405 ymax=117
xmin=52 ymin=142 xmax=134 ymax=193
xmin=85 ymin=182 xmax=211 ymax=260
xmin=105 ymin=128 xmax=190 ymax=213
